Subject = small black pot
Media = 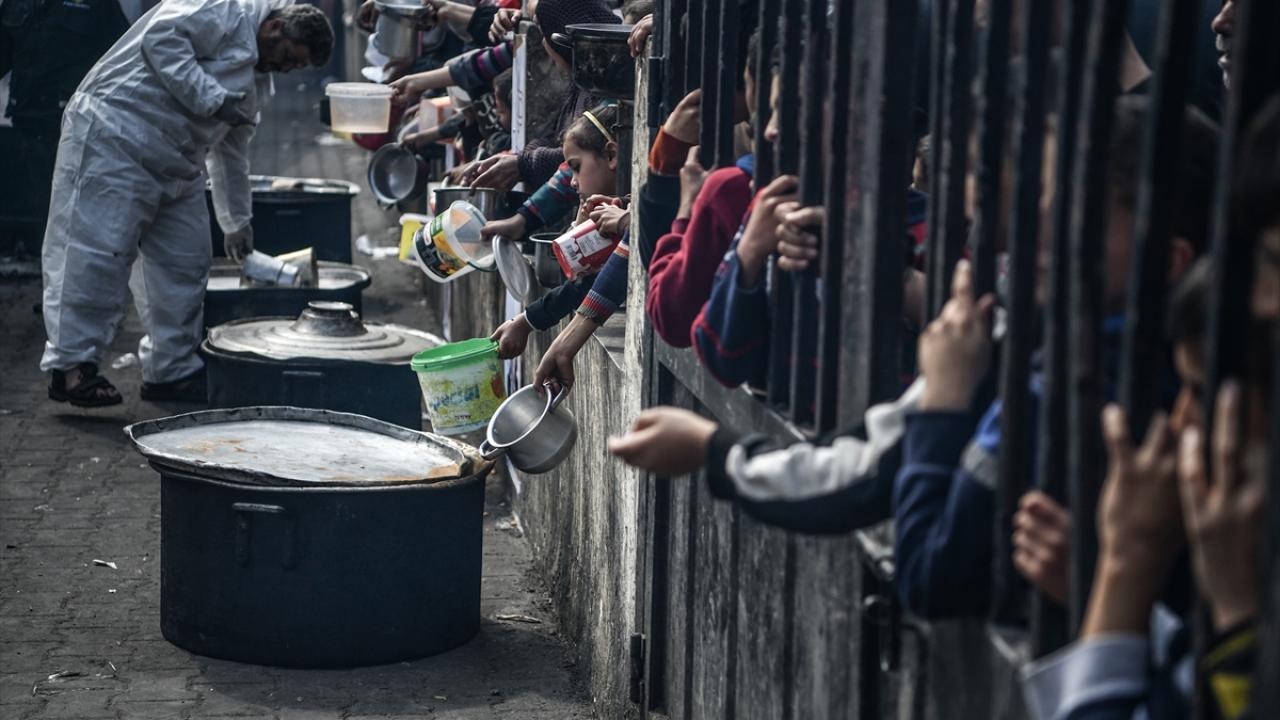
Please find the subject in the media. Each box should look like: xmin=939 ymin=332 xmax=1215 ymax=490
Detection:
xmin=208 ymin=177 xmax=359 ymax=263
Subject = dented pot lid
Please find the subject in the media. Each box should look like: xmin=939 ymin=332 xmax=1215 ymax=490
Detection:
xmin=125 ymin=406 xmax=479 ymax=487
xmin=204 ymin=301 xmax=441 ymax=363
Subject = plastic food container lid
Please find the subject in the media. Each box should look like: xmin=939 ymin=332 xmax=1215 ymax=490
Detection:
xmin=325 ymin=82 xmax=394 ymax=98
xmin=411 ymin=338 xmax=498 ymax=372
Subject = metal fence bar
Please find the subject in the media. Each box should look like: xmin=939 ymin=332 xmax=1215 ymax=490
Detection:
xmin=815 ymin=0 xmax=858 ymax=431
xmin=650 ymin=0 xmax=687 ymax=126
xmin=846 ymin=0 xmax=918 ymax=416
xmin=697 ymin=0 xmax=724 ymax=168
xmin=967 ymin=0 xmax=1009 ymax=301
xmin=714 ymin=0 xmax=741 ymax=169
xmin=753 ymin=0 xmax=781 ymax=186
xmin=923 ymin=0 xmax=948 ymax=313
xmin=990 ymin=0 xmax=1043 ymax=628
xmin=1117 ymin=0 xmax=1199 ymax=445
xmin=684 ymin=0 xmax=703 ymax=97
xmin=765 ymin=0 xmax=805 ymax=408
xmin=924 ymin=0 xmax=973 ymax=319
xmin=1031 ymin=0 xmax=1088 ymax=655
xmin=787 ymin=0 xmax=828 ymax=428
xmin=1064 ymin=0 xmax=1130 ymax=636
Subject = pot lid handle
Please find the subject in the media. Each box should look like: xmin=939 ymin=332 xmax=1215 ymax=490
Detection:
xmin=290 ymin=301 xmax=366 ymax=337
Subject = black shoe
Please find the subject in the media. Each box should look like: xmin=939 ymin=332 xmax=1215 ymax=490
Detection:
xmin=141 ymin=368 xmax=207 ymax=403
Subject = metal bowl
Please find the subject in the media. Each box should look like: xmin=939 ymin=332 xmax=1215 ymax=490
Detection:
xmin=529 ymin=232 xmax=564 ymax=288
xmin=478 ymin=384 xmax=577 ymax=474
xmin=368 ymin=143 xmax=427 ymax=206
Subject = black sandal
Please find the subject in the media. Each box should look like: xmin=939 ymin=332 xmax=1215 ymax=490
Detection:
xmin=140 ymin=368 xmax=206 ymax=403
xmin=49 ymin=364 xmax=123 ymax=408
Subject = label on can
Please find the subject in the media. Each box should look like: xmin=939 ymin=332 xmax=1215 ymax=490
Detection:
xmin=551 ymin=221 xmax=618 ymax=279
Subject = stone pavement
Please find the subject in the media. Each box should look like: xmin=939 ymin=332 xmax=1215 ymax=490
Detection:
xmin=0 ymin=73 xmax=594 ymax=719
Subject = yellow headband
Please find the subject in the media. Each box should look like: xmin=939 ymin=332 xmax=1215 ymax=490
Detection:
xmin=583 ymin=110 xmax=615 ymax=144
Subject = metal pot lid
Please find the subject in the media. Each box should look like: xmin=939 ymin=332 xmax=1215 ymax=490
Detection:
xmin=373 ymin=0 xmax=430 ymax=16
xmin=207 ymin=260 xmax=372 ymax=292
xmin=125 ymin=406 xmax=479 ymax=487
xmin=205 ymin=301 xmax=441 ymax=363
xmin=207 ymin=175 xmax=360 ymax=195
xmin=492 ymin=236 xmax=544 ymax=305
xmin=564 ymin=22 xmax=633 ymax=40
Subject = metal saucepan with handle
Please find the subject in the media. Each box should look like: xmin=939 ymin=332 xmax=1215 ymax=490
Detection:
xmin=478 ymin=382 xmax=577 ymax=474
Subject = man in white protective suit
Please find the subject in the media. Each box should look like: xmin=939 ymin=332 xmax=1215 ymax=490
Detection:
xmin=40 ymin=0 xmax=333 ymax=406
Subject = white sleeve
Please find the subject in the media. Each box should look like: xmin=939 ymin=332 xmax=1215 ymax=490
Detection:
xmin=139 ymin=0 xmax=240 ymax=117
xmin=726 ymin=378 xmax=924 ymax=502
xmin=207 ymin=123 xmax=255 ymax=233
xmin=1020 ymin=634 xmax=1149 ymax=720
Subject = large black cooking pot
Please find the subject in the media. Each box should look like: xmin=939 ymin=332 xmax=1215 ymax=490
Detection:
xmin=202 ymin=302 xmax=442 ymax=429
xmin=553 ymin=23 xmax=636 ymax=100
xmin=125 ymin=406 xmax=489 ymax=668
xmin=208 ymin=176 xmax=359 ymax=263
xmin=204 ymin=259 xmax=372 ymax=329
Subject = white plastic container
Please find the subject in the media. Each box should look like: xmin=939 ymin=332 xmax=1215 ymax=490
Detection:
xmin=325 ymin=83 xmax=394 ymax=133
xmin=411 ymin=201 xmax=495 ymax=284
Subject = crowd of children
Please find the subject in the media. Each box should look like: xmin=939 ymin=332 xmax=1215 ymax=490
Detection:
xmin=361 ymin=0 xmax=1276 ymax=716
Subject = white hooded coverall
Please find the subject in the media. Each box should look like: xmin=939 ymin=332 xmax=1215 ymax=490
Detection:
xmin=39 ymin=0 xmax=291 ymax=383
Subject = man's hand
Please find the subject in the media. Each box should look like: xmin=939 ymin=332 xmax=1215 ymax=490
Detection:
xmin=736 ymin=174 xmax=799 ymax=287
xmin=608 ymin=406 xmax=717 ymax=476
xmin=489 ymin=8 xmax=520 ymax=43
xmin=1012 ymin=490 xmax=1071 ymax=606
xmin=356 ymin=0 xmax=378 ymax=32
xmin=224 ymin=225 xmax=254 ymax=263
xmin=917 ymin=260 xmax=996 ymax=411
xmin=214 ymin=91 xmax=253 ymax=126
xmin=489 ymin=314 xmax=534 ymax=359
xmin=663 ymin=89 xmax=702 ymax=145
xmin=628 ymin=14 xmax=654 ymax=57
xmin=480 ymin=214 xmax=527 ymax=242
xmin=677 ymin=146 xmax=708 ymax=219
xmin=1178 ymin=381 xmax=1265 ymax=630
xmin=775 ymin=204 xmax=824 ymax=273
xmin=471 ymin=153 xmax=520 ymax=191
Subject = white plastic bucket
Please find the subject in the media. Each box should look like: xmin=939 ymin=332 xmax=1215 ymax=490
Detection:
xmin=326 ymin=83 xmax=394 ymax=133
xmin=411 ymin=201 xmax=495 ymax=284
xmin=410 ymin=338 xmax=507 ymax=435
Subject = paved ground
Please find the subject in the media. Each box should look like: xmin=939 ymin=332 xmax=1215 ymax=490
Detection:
xmin=0 ymin=73 xmax=593 ymax=719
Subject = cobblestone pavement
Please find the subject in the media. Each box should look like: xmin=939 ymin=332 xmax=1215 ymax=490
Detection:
xmin=0 ymin=73 xmax=594 ymax=719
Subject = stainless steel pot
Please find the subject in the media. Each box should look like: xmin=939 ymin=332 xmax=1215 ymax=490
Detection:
xmin=553 ymin=23 xmax=636 ymax=99
xmin=529 ymin=233 xmax=564 ymax=288
xmin=368 ymin=143 xmax=427 ymax=207
xmin=371 ymin=2 xmax=425 ymax=58
xmin=478 ymin=383 xmax=577 ymax=474
xmin=432 ymin=186 xmax=499 ymax=219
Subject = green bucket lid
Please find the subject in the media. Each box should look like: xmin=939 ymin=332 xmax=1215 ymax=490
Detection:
xmin=411 ymin=337 xmax=498 ymax=372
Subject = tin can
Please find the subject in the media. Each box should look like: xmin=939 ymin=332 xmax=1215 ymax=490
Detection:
xmin=242 ymin=250 xmax=302 ymax=287
xmin=551 ymin=220 xmax=618 ymax=279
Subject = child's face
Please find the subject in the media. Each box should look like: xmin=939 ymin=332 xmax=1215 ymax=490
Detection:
xmin=564 ymin=136 xmax=617 ymax=198
xmin=763 ymin=74 xmax=781 ymax=144
xmin=495 ymin=97 xmax=512 ymax=131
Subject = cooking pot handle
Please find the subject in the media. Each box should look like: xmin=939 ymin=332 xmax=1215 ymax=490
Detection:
xmin=233 ymin=502 xmax=299 ymax=570
xmin=477 ymin=439 xmax=505 ymax=460
xmin=551 ymin=32 xmax=572 ymax=49
xmin=545 ymin=381 xmax=570 ymax=410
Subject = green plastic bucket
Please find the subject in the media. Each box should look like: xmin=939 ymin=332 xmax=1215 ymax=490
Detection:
xmin=410 ymin=338 xmax=506 ymax=435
